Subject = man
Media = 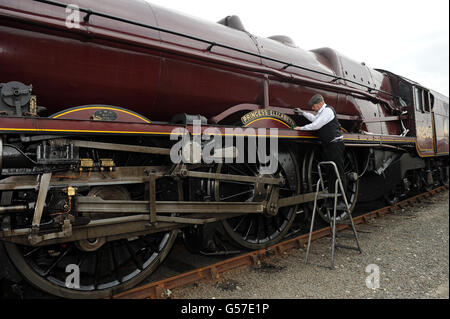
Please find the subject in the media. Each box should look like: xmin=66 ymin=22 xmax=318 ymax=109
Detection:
xmin=293 ymin=94 xmax=347 ymax=200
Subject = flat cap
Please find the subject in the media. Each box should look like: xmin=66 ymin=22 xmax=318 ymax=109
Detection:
xmin=308 ymin=94 xmax=324 ymax=107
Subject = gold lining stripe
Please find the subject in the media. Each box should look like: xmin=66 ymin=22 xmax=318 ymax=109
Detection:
xmin=343 ymin=138 xmax=416 ymax=142
xmin=416 ymin=142 xmax=435 ymax=152
xmin=0 ymin=127 xmax=310 ymax=138
xmin=51 ymin=107 xmax=151 ymax=124
xmin=244 ymin=117 xmax=292 ymax=128
xmin=0 ymin=128 xmax=172 ymax=135
xmin=415 ymin=142 xmax=438 ymax=158
xmin=0 ymin=127 xmax=426 ymax=144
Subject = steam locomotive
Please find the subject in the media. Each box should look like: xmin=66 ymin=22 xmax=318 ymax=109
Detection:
xmin=0 ymin=0 xmax=448 ymax=298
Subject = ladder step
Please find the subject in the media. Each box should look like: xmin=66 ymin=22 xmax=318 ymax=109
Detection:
xmin=334 ymin=244 xmax=361 ymax=252
xmin=305 ymin=161 xmax=363 ymax=269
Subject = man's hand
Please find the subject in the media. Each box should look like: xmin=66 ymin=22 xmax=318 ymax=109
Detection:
xmin=294 ymin=108 xmax=305 ymax=116
xmin=293 ymin=126 xmax=303 ymax=131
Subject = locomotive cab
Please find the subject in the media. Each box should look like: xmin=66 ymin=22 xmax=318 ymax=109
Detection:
xmin=379 ymin=70 xmax=448 ymax=157
xmin=413 ymin=85 xmax=435 ymax=156
xmin=394 ymin=78 xmax=449 ymax=157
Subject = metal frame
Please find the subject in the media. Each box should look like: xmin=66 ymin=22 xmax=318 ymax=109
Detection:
xmin=304 ymin=161 xmax=362 ymax=269
xmin=0 ymin=163 xmax=318 ymax=246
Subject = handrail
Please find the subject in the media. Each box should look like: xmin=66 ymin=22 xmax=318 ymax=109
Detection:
xmin=32 ymin=0 xmax=396 ymax=99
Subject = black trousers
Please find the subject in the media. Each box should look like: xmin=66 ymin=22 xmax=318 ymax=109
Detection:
xmin=321 ymin=140 xmax=346 ymax=194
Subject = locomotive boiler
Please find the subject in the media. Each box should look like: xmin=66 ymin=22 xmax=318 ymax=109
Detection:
xmin=0 ymin=0 xmax=448 ymax=298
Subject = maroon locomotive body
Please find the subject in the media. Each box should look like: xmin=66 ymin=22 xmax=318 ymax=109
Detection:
xmin=0 ymin=0 xmax=447 ymax=299
xmin=0 ymin=0 xmax=447 ymax=156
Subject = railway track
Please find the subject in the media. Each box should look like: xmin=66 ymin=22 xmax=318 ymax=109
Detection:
xmin=110 ymin=184 xmax=449 ymax=299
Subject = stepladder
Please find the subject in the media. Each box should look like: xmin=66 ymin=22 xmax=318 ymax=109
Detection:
xmin=304 ymin=161 xmax=362 ymax=269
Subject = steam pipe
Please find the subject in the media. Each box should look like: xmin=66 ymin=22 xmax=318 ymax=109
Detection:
xmin=0 ymin=205 xmax=28 ymax=214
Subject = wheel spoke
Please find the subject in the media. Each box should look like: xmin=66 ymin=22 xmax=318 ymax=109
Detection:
xmin=220 ymin=147 xmax=297 ymax=250
xmin=142 ymin=236 xmax=161 ymax=253
xmin=232 ymin=216 xmax=247 ymax=232
xmin=220 ymin=189 xmax=253 ymax=201
xmin=93 ymin=251 xmax=100 ymax=288
xmin=219 ymin=180 xmax=256 ymax=186
xmin=224 ymin=164 xmax=249 ymax=176
xmin=275 ymin=215 xmax=283 ymax=232
xmin=43 ymin=246 xmax=72 ymax=277
xmin=344 ymin=162 xmax=350 ymax=171
xmin=77 ymin=253 xmax=87 ymax=269
xmin=125 ymin=240 xmax=143 ymax=270
xmin=254 ymin=217 xmax=260 ymax=241
xmin=23 ymin=247 xmax=42 ymax=258
xmin=108 ymin=242 xmax=122 ymax=283
xmin=244 ymin=220 xmax=254 ymax=240
xmin=244 ymin=163 xmax=258 ymax=176
xmin=263 ymin=216 xmax=271 ymax=239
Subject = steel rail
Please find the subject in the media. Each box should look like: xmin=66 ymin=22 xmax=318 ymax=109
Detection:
xmin=110 ymin=184 xmax=449 ymax=299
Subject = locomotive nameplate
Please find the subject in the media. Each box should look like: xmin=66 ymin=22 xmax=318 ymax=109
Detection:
xmin=241 ymin=109 xmax=295 ymax=128
xmin=93 ymin=109 xmax=118 ymax=121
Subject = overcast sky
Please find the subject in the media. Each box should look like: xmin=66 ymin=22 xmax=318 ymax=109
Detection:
xmin=147 ymin=0 xmax=449 ymax=96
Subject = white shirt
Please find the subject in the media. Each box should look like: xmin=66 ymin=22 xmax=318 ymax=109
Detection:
xmin=300 ymin=104 xmax=335 ymax=131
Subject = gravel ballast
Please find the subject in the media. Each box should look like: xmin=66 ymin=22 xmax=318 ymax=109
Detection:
xmin=173 ymin=190 xmax=449 ymax=299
